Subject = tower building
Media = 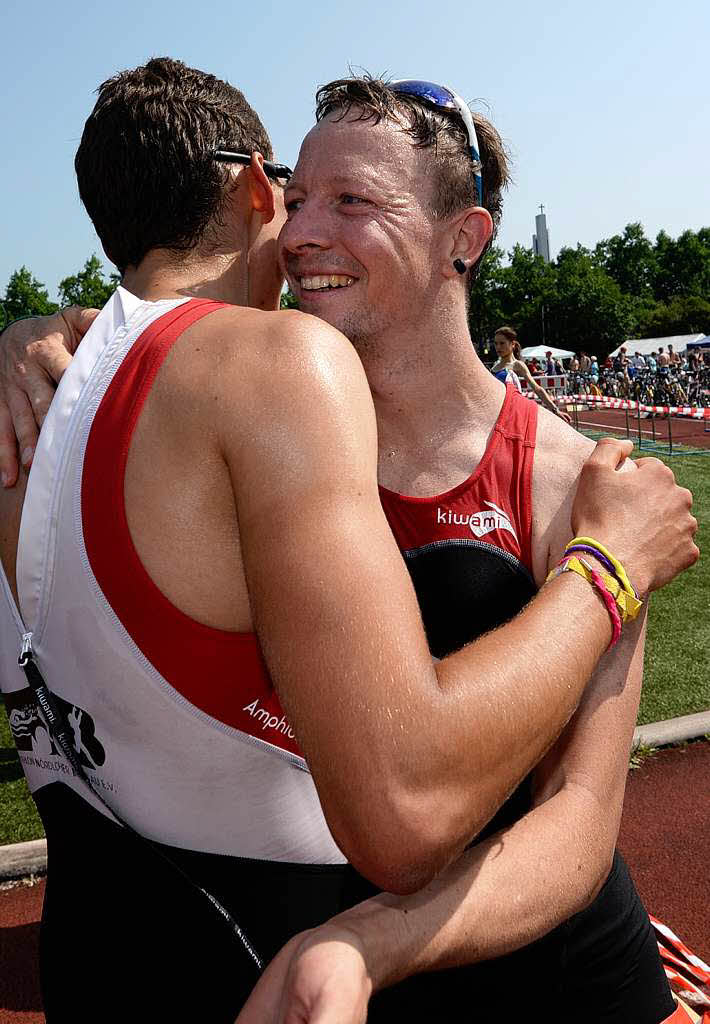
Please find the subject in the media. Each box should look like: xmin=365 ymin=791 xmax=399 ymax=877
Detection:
xmin=532 ymin=204 xmax=551 ymax=263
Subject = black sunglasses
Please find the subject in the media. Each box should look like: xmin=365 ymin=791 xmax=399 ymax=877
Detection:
xmin=213 ymin=150 xmax=293 ymax=182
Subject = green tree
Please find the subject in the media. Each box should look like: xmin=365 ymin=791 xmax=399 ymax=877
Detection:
xmin=58 ymin=255 xmax=120 ymax=309
xmin=497 ymin=245 xmax=558 ymax=348
xmin=547 ymin=246 xmax=634 ymax=359
xmin=280 ymin=289 xmax=299 ymax=310
xmin=653 ymin=229 xmax=710 ymax=302
xmin=637 ymin=295 xmax=710 ymax=338
xmin=2 ymin=266 xmax=58 ymax=324
xmin=468 ymin=247 xmax=507 ymax=353
xmin=593 ymin=223 xmax=657 ymax=299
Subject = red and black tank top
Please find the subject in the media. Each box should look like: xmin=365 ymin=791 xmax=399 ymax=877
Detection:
xmin=379 ymin=383 xmax=538 ymax=660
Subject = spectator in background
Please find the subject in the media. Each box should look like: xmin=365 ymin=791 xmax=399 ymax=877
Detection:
xmin=492 ymin=328 xmax=571 ymax=423
xmin=632 ymin=351 xmax=646 ymax=369
xmin=688 ymin=348 xmax=700 ymax=372
xmin=579 ymin=351 xmax=591 ymax=372
xmin=647 ymin=351 xmax=658 ymax=372
xmin=668 ymin=344 xmax=680 ymax=366
xmin=569 ymin=353 xmax=580 ymax=372
xmin=657 ymin=347 xmax=669 ymax=367
xmin=590 ymin=355 xmax=600 ymax=381
xmin=554 ymin=357 xmax=565 ymax=375
xmin=545 ymin=350 xmax=555 ymax=375
xmin=612 ymin=347 xmax=628 ymax=371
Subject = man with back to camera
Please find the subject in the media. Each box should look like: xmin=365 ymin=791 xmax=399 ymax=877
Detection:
xmin=0 ymin=64 xmax=697 ymax=1023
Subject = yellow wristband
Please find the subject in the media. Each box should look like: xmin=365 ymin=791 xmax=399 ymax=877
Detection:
xmin=547 ymin=557 xmax=643 ymax=624
xmin=582 ymin=562 xmax=643 ymax=622
xmin=566 ymin=536 xmax=636 ymax=597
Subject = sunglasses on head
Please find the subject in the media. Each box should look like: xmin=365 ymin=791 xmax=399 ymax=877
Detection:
xmin=389 ymin=80 xmax=483 ymax=205
xmin=213 ymin=150 xmax=293 ymax=183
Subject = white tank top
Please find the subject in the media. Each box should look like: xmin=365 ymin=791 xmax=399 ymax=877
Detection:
xmin=0 ymin=287 xmax=345 ymax=865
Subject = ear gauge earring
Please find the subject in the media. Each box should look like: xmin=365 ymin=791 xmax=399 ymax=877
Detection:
xmin=453 ymin=259 xmax=467 ymax=274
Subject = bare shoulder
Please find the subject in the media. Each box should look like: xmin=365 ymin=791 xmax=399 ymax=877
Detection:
xmin=532 ymin=411 xmax=638 ymax=582
xmin=169 ymin=304 xmax=372 ymax=431
xmin=197 ymin=306 xmax=365 ymax=386
xmin=531 ymin=409 xmax=596 ymax=584
xmin=188 ymin=307 xmax=377 ymax=479
xmin=535 ymin=406 xmax=595 ymax=487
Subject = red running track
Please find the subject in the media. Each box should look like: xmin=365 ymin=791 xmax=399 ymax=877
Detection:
xmin=1 ymin=742 xmax=708 ymax=1023
xmin=573 ymin=406 xmax=710 ymax=450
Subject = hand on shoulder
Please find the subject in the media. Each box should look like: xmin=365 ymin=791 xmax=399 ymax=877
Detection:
xmin=532 ymin=415 xmax=698 ymax=598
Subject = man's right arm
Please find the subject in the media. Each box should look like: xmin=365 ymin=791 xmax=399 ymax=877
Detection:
xmin=216 ymin=311 xmax=697 ymax=894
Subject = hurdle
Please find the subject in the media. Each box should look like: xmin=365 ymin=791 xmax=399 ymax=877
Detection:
xmin=559 ymin=395 xmax=710 ymax=457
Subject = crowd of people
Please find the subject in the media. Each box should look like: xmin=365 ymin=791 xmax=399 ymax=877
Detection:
xmin=495 ymin=341 xmax=710 ymax=408
xmin=566 ymin=345 xmax=710 ymax=406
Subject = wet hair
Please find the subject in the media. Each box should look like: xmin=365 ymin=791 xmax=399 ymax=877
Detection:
xmin=315 ymin=74 xmax=511 ymax=276
xmin=75 ymin=57 xmax=273 ymax=273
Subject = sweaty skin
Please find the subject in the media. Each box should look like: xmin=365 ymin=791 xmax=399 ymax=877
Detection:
xmin=0 ymin=290 xmax=697 ymax=900
xmin=234 ymin=399 xmax=654 ymax=1024
xmin=0 ymin=107 xmax=699 ymax=1019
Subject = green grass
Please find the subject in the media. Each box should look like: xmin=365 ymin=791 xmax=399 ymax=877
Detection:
xmin=0 ymin=702 xmax=44 ymax=844
xmin=1 ymin=449 xmax=707 ymax=844
xmin=637 ymin=450 xmax=710 ymax=724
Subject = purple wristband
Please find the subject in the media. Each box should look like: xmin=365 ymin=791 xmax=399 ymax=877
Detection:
xmin=565 ymin=544 xmax=617 ymax=579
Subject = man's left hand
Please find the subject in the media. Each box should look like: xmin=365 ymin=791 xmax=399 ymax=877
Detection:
xmin=235 ymin=926 xmax=372 ymax=1024
xmin=0 ymin=306 xmax=97 ymax=486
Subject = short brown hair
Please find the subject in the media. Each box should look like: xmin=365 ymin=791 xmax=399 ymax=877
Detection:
xmin=75 ymin=57 xmax=273 ymax=273
xmin=315 ymin=75 xmax=511 ymax=273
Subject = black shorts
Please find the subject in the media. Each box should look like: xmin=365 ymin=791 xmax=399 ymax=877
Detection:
xmin=37 ymin=784 xmax=675 ymax=1023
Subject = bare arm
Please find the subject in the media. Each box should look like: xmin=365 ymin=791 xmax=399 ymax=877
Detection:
xmin=0 ymin=311 xmax=698 ymax=894
xmin=310 ymin=606 xmax=647 ymax=992
xmin=235 ymin=625 xmax=647 ymax=1024
xmin=221 ymin=311 xmax=695 ymax=892
xmin=514 ymin=359 xmax=569 ymax=420
xmin=235 ymin=451 xmax=650 ymax=1024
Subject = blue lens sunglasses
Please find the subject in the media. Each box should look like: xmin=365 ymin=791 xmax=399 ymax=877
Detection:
xmin=390 ymin=80 xmax=483 ymax=205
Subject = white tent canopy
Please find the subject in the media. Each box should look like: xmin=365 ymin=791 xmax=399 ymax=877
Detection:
xmin=610 ymin=334 xmax=705 ymax=358
xmin=520 ymin=345 xmax=575 ymax=361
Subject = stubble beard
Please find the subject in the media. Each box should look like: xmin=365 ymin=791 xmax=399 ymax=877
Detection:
xmin=333 ymin=307 xmax=392 ymax=361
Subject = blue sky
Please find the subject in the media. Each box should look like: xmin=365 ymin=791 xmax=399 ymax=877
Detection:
xmin=1 ymin=0 xmax=708 ymax=300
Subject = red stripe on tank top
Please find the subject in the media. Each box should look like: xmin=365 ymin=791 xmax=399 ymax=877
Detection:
xmin=378 ymin=383 xmax=537 ymax=572
xmin=81 ymin=299 xmax=303 ymax=759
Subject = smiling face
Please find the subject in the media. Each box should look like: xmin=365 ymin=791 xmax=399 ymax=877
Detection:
xmin=278 ymin=112 xmax=453 ymax=350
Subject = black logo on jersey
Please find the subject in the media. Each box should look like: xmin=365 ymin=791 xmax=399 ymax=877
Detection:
xmin=5 ymin=687 xmax=106 ymax=770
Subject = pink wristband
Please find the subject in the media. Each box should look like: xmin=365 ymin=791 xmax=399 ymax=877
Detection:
xmin=554 ymin=556 xmax=622 ymax=649
xmin=587 ymin=565 xmax=622 ymax=649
